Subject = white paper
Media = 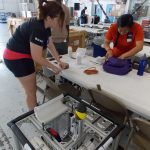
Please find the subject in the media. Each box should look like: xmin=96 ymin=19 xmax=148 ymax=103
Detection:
xmin=34 ymin=94 xmax=68 ymax=124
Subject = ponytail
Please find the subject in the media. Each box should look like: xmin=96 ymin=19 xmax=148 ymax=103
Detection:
xmin=38 ymin=0 xmax=47 ymax=7
xmin=37 ymin=0 xmax=64 ymax=28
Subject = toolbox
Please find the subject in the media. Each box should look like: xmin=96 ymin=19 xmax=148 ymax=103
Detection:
xmin=8 ymin=94 xmax=124 ymax=150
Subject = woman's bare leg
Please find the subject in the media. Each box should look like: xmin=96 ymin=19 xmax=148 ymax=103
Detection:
xmin=18 ymin=72 xmax=37 ymax=110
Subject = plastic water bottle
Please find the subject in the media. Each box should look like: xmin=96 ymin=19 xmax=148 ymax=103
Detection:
xmin=76 ymin=54 xmax=82 ymax=65
xmin=137 ymin=54 xmax=148 ymax=76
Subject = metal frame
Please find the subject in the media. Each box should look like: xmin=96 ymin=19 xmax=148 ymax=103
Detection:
xmin=7 ymin=95 xmax=124 ymax=150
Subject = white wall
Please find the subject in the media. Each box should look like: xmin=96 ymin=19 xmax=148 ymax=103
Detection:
xmin=67 ymin=0 xmax=92 ymax=17
xmin=0 ymin=0 xmax=20 ymax=16
xmin=93 ymin=0 xmax=116 ymax=22
xmin=67 ymin=0 xmax=119 ymax=22
xmin=0 ymin=0 xmax=36 ymax=16
xmin=67 ymin=0 xmax=150 ymax=23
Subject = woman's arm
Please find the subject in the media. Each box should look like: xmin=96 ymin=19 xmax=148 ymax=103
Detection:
xmin=104 ymin=39 xmax=113 ymax=58
xmin=47 ymin=37 xmax=61 ymax=63
xmin=119 ymin=41 xmax=143 ymax=59
xmin=47 ymin=37 xmax=69 ymax=69
xmin=30 ymin=42 xmax=61 ymax=74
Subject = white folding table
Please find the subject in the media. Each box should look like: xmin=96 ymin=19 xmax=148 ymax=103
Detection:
xmin=55 ymin=55 xmax=150 ymax=120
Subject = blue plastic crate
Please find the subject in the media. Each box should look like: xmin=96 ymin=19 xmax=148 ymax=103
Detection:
xmin=92 ymin=43 xmax=106 ymax=57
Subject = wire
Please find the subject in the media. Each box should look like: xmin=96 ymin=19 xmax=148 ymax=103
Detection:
xmin=131 ymin=0 xmax=148 ymax=15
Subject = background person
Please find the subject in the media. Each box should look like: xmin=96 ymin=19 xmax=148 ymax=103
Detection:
xmin=80 ymin=7 xmax=87 ymax=24
xmin=104 ymin=14 xmax=144 ymax=59
xmin=3 ymin=0 xmax=68 ymax=110
xmin=49 ymin=0 xmax=70 ymax=55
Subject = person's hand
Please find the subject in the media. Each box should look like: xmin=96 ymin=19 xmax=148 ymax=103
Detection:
xmin=118 ymin=54 xmax=125 ymax=59
xmin=51 ymin=64 xmax=62 ymax=74
xmin=58 ymin=61 xmax=69 ymax=69
xmin=106 ymin=49 xmax=113 ymax=60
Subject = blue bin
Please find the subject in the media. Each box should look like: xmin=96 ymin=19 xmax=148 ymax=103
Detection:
xmin=92 ymin=43 xmax=107 ymax=57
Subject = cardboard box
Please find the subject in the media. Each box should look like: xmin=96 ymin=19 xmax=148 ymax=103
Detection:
xmin=69 ymin=29 xmax=87 ymax=52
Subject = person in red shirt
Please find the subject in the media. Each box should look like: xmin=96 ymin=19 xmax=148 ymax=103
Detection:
xmin=104 ymin=14 xmax=144 ymax=59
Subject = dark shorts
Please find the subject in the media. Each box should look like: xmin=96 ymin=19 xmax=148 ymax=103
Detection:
xmin=4 ymin=58 xmax=35 ymax=77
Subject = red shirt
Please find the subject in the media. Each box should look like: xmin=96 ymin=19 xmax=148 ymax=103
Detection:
xmin=105 ymin=22 xmax=144 ymax=57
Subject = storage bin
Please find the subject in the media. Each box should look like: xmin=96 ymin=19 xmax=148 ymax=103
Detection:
xmin=92 ymin=43 xmax=106 ymax=57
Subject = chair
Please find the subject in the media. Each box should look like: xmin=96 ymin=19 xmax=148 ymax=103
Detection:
xmin=87 ymin=88 xmax=130 ymax=150
xmin=88 ymin=88 xmax=129 ymax=124
xmin=125 ymin=117 xmax=150 ymax=150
